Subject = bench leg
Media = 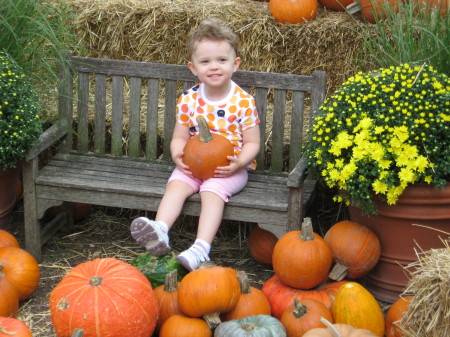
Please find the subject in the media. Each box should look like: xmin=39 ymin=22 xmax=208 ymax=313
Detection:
xmin=22 ymin=160 xmax=42 ymax=261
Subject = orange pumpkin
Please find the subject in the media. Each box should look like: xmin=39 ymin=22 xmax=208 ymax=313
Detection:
xmin=247 ymin=225 xmax=278 ymax=266
xmin=0 ymin=262 xmax=19 ymax=317
xmin=332 ymin=282 xmax=385 ymax=337
xmin=154 ymin=270 xmax=184 ymax=330
xmin=222 ymin=270 xmax=271 ymax=321
xmin=183 ymin=116 xmax=234 ymax=180
xmin=0 ymin=246 xmax=40 ymax=301
xmin=272 ymin=218 xmax=332 ymax=289
xmin=262 ymin=274 xmax=348 ymax=319
xmin=303 ymin=317 xmax=378 ymax=337
xmin=177 ymin=264 xmax=240 ymax=323
xmin=159 ymin=315 xmax=211 ymax=337
xmin=346 ymin=0 xmax=401 ymax=23
xmin=280 ymin=297 xmax=333 ymax=337
xmin=385 ymin=295 xmax=413 ymax=337
xmin=0 ymin=317 xmax=32 ymax=337
xmin=49 ymin=258 xmax=158 ymax=337
xmin=325 ymin=221 xmax=381 ymax=281
xmin=0 ymin=230 xmax=20 ymax=248
xmin=319 ymin=0 xmax=354 ymax=11
xmin=269 ymin=0 xmax=319 ymax=24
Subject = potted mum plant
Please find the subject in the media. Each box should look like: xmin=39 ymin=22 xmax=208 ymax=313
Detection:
xmin=0 ymin=52 xmax=42 ymax=227
xmin=305 ymin=62 xmax=450 ymax=302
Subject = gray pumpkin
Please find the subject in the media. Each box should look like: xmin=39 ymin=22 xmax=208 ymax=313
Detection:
xmin=214 ymin=315 xmax=287 ymax=337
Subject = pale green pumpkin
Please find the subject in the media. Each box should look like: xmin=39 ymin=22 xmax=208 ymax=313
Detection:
xmin=214 ymin=315 xmax=286 ymax=337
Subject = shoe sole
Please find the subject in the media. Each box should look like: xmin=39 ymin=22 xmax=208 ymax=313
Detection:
xmin=130 ymin=217 xmax=170 ymax=256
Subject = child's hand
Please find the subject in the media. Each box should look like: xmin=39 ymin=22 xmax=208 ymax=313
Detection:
xmin=173 ymin=152 xmax=193 ymax=176
xmin=214 ymin=156 xmax=244 ymax=177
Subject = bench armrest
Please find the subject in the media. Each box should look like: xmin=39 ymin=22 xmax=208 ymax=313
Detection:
xmin=26 ymin=123 xmax=69 ymax=161
xmin=287 ymin=155 xmax=308 ymax=188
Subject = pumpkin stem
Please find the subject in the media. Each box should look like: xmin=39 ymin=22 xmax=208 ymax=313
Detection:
xmin=319 ymin=317 xmax=342 ymax=337
xmin=300 ymin=217 xmax=314 ymax=241
xmin=203 ymin=312 xmax=221 ymax=330
xmin=292 ymin=297 xmax=307 ymax=318
xmin=241 ymin=322 xmax=257 ymax=331
xmin=89 ymin=276 xmax=103 ymax=286
xmin=197 ymin=116 xmax=214 ymax=143
xmin=163 ymin=270 xmax=178 ymax=292
xmin=328 ymin=262 xmax=349 ymax=281
xmin=0 ymin=262 xmax=4 ymax=272
xmin=346 ymin=2 xmax=362 ymax=16
xmin=237 ymin=270 xmax=251 ymax=294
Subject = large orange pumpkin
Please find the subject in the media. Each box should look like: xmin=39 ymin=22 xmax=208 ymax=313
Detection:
xmin=154 ymin=270 xmax=184 ymax=330
xmin=0 ymin=247 xmax=40 ymax=301
xmin=159 ymin=315 xmax=211 ymax=337
xmin=319 ymin=0 xmax=354 ymax=11
xmin=177 ymin=264 xmax=240 ymax=323
xmin=332 ymin=282 xmax=385 ymax=337
xmin=280 ymin=297 xmax=333 ymax=337
xmin=0 ymin=317 xmax=32 ymax=337
xmin=247 ymin=225 xmax=278 ymax=266
xmin=346 ymin=0 xmax=401 ymax=23
xmin=0 ymin=230 xmax=20 ymax=248
xmin=272 ymin=218 xmax=332 ymax=289
xmin=0 ymin=262 xmax=19 ymax=317
xmin=183 ymin=116 xmax=234 ymax=180
xmin=222 ymin=270 xmax=271 ymax=321
xmin=262 ymin=274 xmax=348 ymax=319
xmin=269 ymin=0 xmax=319 ymax=24
xmin=324 ymin=221 xmax=380 ymax=281
xmin=49 ymin=258 xmax=159 ymax=337
xmin=385 ymin=295 xmax=413 ymax=337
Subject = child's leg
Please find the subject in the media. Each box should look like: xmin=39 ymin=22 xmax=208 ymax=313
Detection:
xmin=131 ymin=172 xmax=198 ymax=256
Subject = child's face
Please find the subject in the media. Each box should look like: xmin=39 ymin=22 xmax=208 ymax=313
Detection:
xmin=188 ymin=38 xmax=240 ymax=93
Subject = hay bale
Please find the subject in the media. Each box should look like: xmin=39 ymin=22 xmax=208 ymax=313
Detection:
xmin=66 ymin=0 xmax=371 ymax=94
xmin=399 ymin=236 xmax=450 ymax=337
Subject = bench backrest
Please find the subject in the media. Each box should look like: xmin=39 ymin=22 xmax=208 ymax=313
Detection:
xmin=58 ymin=52 xmax=326 ymax=173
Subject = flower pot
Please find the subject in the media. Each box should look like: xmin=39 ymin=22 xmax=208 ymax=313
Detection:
xmin=0 ymin=166 xmax=21 ymax=228
xmin=348 ymin=183 xmax=450 ymax=303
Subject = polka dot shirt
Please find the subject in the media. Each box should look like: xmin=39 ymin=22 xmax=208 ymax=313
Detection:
xmin=176 ymin=81 xmax=260 ymax=169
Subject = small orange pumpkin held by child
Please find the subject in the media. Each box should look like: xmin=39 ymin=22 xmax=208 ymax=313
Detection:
xmin=183 ymin=116 xmax=234 ymax=180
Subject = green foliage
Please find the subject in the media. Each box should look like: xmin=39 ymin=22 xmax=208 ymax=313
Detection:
xmin=0 ymin=52 xmax=42 ymax=169
xmin=306 ymin=63 xmax=450 ymax=214
xmin=354 ymin=0 xmax=450 ymax=75
xmin=0 ymin=0 xmax=77 ymax=98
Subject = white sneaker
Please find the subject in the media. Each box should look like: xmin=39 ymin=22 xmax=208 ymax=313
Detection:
xmin=177 ymin=244 xmax=210 ymax=271
xmin=130 ymin=217 xmax=170 ymax=256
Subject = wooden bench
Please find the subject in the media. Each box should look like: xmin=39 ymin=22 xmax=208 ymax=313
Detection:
xmin=22 ymin=52 xmax=327 ymax=260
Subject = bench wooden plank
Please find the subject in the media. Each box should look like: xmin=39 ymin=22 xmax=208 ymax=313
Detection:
xmin=111 ymin=75 xmax=124 ymax=156
xmin=129 ymin=77 xmax=142 ymax=158
xmin=146 ymin=78 xmax=159 ymax=160
xmin=94 ymin=73 xmax=107 ymax=154
xmin=77 ymin=72 xmax=90 ymax=153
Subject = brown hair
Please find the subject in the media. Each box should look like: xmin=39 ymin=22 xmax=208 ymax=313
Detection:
xmin=188 ymin=18 xmax=239 ymax=58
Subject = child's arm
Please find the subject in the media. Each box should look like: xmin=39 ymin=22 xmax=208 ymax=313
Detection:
xmin=215 ymin=125 xmax=260 ymax=177
xmin=171 ymin=122 xmax=192 ymax=175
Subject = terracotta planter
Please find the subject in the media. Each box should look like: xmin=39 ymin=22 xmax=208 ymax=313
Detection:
xmin=348 ymin=183 xmax=450 ymax=303
xmin=0 ymin=166 xmax=21 ymax=228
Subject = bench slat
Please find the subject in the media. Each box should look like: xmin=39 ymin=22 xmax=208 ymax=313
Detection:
xmin=271 ymin=89 xmax=286 ymax=172
xmin=77 ymin=72 xmax=90 ymax=153
xmin=146 ymin=78 xmax=159 ymax=160
xmin=111 ymin=75 xmax=124 ymax=155
xmin=94 ymin=74 xmax=107 ymax=154
xmin=289 ymin=90 xmax=306 ymax=171
xmin=163 ymin=79 xmax=177 ymax=161
xmin=129 ymin=77 xmax=142 ymax=158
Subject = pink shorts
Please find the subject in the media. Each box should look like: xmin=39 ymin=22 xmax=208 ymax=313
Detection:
xmin=168 ymin=167 xmax=248 ymax=202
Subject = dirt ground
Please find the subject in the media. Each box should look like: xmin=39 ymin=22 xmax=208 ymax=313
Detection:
xmin=9 ymin=183 xmax=347 ymax=336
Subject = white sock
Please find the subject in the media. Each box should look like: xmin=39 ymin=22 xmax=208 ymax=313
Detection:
xmin=156 ymin=220 xmax=169 ymax=234
xmin=194 ymin=238 xmax=211 ymax=255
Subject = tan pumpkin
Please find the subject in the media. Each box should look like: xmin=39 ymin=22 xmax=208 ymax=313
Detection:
xmin=0 ymin=246 xmax=40 ymax=301
xmin=332 ymin=282 xmax=385 ymax=337
xmin=269 ymin=0 xmax=319 ymax=24
xmin=324 ymin=221 xmax=380 ymax=281
xmin=385 ymin=295 xmax=413 ymax=337
xmin=0 ymin=230 xmax=20 ymax=248
xmin=183 ymin=116 xmax=234 ymax=180
xmin=0 ymin=262 xmax=19 ymax=317
xmin=248 ymin=225 xmax=278 ymax=266
xmin=280 ymin=298 xmax=333 ymax=337
xmin=222 ymin=270 xmax=271 ymax=321
xmin=49 ymin=258 xmax=158 ymax=337
xmin=153 ymin=270 xmax=184 ymax=330
xmin=303 ymin=317 xmax=377 ymax=337
xmin=159 ymin=315 xmax=211 ymax=337
xmin=272 ymin=218 xmax=332 ymax=290
xmin=0 ymin=317 xmax=32 ymax=337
